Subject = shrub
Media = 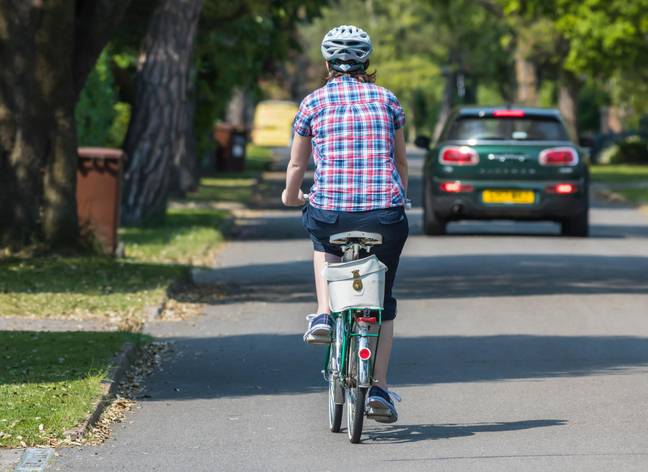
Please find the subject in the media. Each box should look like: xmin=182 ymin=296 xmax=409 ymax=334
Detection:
xmin=610 ymin=136 xmax=648 ymax=164
xmin=76 ymin=49 xmax=131 ymax=148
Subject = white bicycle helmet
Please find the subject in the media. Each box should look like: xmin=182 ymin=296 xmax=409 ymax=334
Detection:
xmin=321 ymin=25 xmax=372 ymax=72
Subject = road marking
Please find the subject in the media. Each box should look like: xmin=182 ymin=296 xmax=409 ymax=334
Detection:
xmin=14 ymin=448 xmax=54 ymax=472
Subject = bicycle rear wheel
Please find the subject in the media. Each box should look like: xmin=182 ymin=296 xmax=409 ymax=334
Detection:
xmin=346 ymin=385 xmax=367 ymax=443
xmin=328 ymin=354 xmax=343 ymax=432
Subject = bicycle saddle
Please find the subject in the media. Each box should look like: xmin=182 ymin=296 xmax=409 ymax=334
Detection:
xmin=329 ymin=231 xmax=383 ymax=246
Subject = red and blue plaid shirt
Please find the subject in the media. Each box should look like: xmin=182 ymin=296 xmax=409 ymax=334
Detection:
xmin=293 ymin=75 xmax=406 ymax=212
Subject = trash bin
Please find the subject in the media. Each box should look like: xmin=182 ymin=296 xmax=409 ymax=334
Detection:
xmin=214 ymin=122 xmax=247 ymax=172
xmin=76 ymin=147 xmax=123 ymax=255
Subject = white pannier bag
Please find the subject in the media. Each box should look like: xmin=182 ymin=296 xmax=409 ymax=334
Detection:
xmin=322 ymin=255 xmax=387 ymax=312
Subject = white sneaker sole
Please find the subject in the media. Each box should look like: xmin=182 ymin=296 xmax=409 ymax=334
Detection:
xmin=303 ymin=326 xmax=332 ymax=345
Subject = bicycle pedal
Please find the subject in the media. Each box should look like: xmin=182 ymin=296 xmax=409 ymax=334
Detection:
xmin=304 ymin=334 xmax=332 ymax=345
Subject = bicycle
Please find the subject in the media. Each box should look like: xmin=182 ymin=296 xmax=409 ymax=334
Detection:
xmin=322 ymin=230 xmax=387 ymax=444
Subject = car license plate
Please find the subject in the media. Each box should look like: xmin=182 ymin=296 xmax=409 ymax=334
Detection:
xmin=482 ymin=190 xmax=535 ymax=204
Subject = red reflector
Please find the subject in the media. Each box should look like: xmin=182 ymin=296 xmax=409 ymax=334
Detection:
xmin=439 ymin=146 xmax=479 ymax=166
xmin=547 ymin=183 xmax=577 ymax=194
xmin=539 ymin=147 xmax=578 ymax=166
xmin=358 ymin=347 xmax=372 ymax=361
xmin=357 ymin=317 xmax=377 ymax=324
xmin=493 ymin=110 xmax=525 ymax=117
xmin=439 ymin=181 xmax=474 ymax=193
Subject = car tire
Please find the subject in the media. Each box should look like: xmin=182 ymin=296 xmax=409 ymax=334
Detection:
xmin=561 ymin=209 xmax=589 ymax=237
xmin=423 ymin=181 xmax=447 ymax=235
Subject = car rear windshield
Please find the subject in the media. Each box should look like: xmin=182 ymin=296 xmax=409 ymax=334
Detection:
xmin=446 ymin=116 xmax=569 ymax=141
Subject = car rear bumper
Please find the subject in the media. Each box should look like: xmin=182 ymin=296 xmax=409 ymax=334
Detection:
xmin=428 ymin=177 xmax=588 ymax=221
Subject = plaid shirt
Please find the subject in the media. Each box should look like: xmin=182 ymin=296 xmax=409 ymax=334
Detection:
xmin=293 ymin=75 xmax=406 ymax=212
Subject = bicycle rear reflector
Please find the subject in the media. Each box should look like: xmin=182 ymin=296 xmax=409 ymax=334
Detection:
xmin=358 ymin=347 xmax=372 ymax=361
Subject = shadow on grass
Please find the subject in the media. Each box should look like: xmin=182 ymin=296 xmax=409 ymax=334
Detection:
xmin=0 ymin=256 xmax=193 ymax=295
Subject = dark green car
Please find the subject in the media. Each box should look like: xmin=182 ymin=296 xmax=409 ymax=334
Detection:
xmin=416 ymin=107 xmax=589 ymax=237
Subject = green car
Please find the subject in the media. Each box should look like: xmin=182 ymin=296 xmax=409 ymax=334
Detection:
xmin=416 ymin=107 xmax=589 ymax=237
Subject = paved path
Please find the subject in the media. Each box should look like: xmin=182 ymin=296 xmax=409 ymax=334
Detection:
xmin=54 ymin=151 xmax=648 ymax=471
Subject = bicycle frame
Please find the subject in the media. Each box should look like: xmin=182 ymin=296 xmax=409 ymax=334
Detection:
xmin=323 ymin=308 xmax=383 ymax=392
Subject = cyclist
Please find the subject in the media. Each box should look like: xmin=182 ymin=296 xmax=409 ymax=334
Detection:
xmin=281 ymin=25 xmax=408 ymax=423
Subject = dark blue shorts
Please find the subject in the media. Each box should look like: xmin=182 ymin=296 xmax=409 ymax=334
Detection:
xmin=301 ymin=205 xmax=409 ymax=321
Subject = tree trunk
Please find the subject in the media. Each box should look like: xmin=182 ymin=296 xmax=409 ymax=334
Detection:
xmin=172 ymin=68 xmax=199 ymax=195
xmin=0 ymin=1 xmax=131 ymax=250
xmin=514 ymin=30 xmax=538 ymax=106
xmin=433 ymin=65 xmax=455 ymax=141
xmin=121 ymin=0 xmax=203 ymax=225
xmin=558 ymin=71 xmax=581 ymax=141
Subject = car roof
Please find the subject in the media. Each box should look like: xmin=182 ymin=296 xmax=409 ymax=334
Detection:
xmin=455 ymin=106 xmax=561 ymax=118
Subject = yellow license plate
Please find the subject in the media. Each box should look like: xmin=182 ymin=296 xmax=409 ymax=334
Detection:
xmin=482 ymin=190 xmax=535 ymax=204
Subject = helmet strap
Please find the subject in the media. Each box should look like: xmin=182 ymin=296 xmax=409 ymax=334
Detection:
xmin=329 ymin=61 xmax=366 ymax=73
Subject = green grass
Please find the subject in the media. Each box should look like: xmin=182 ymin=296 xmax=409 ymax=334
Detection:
xmin=0 ymin=257 xmax=183 ymax=318
xmin=0 ymin=331 xmax=148 ymax=447
xmin=186 ymin=144 xmax=274 ymax=205
xmin=0 ymin=207 xmax=229 ymax=319
xmin=120 ymin=207 xmax=229 ymax=264
xmin=614 ymin=188 xmax=648 ymax=205
xmin=187 ymin=177 xmax=258 ymax=205
xmin=591 ymin=165 xmax=648 ymax=183
xmin=0 ymin=144 xmax=271 ymax=320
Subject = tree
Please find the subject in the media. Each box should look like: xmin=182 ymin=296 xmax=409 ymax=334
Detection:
xmin=301 ymin=0 xmax=511 ymax=138
xmin=120 ymin=0 xmax=204 ymax=225
xmin=120 ymin=0 xmax=327 ymax=223
xmin=0 ymin=1 xmax=132 ymax=250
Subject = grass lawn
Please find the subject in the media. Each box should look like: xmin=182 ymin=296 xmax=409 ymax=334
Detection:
xmin=0 ymin=144 xmax=273 ymax=321
xmin=613 ymin=188 xmax=648 ymax=205
xmin=0 ymin=331 xmax=148 ymax=447
xmin=590 ymin=165 xmax=648 ymax=183
xmin=186 ymin=145 xmax=273 ymax=205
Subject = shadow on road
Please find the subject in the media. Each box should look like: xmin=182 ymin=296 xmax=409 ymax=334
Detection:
xmin=142 ymin=334 xmax=648 ymax=401
xmin=366 ymin=419 xmax=567 ymax=444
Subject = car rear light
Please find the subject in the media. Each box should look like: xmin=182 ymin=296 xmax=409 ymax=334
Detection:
xmin=439 ymin=181 xmax=474 ymax=193
xmin=546 ymin=183 xmax=577 ymax=194
xmin=439 ymin=146 xmax=479 ymax=166
xmin=358 ymin=347 xmax=372 ymax=361
xmin=493 ymin=109 xmax=525 ymax=117
xmin=539 ymin=147 xmax=578 ymax=166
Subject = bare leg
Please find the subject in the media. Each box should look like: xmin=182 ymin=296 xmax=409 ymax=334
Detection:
xmin=373 ymin=320 xmax=393 ymax=390
xmin=313 ymin=250 xmax=340 ymax=314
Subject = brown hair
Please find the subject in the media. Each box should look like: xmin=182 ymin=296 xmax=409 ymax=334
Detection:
xmin=325 ymin=62 xmax=376 ymax=84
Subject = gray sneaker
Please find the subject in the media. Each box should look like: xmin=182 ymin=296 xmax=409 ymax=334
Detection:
xmin=366 ymin=386 xmax=401 ymax=423
xmin=303 ymin=314 xmax=333 ymax=344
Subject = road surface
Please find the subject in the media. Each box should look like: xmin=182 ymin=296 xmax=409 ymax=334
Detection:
xmin=55 ymin=150 xmax=648 ymax=471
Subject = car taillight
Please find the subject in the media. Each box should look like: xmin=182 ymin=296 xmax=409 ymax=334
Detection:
xmin=539 ymin=147 xmax=578 ymax=166
xmin=358 ymin=347 xmax=372 ymax=361
xmin=439 ymin=181 xmax=474 ymax=193
xmin=439 ymin=146 xmax=479 ymax=166
xmin=546 ymin=183 xmax=577 ymax=194
xmin=493 ymin=109 xmax=525 ymax=117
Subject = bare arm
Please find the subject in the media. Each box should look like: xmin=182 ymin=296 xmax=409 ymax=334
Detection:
xmin=282 ymin=134 xmax=311 ymax=206
xmin=394 ymin=128 xmax=408 ymax=193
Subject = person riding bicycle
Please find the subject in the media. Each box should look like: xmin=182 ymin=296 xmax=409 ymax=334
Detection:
xmin=281 ymin=25 xmax=409 ymax=423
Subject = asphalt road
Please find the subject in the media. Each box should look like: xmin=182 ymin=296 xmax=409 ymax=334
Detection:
xmin=54 ymin=151 xmax=648 ymax=471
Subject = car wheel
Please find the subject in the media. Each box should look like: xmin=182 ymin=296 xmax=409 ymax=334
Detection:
xmin=423 ymin=181 xmax=447 ymax=235
xmin=561 ymin=209 xmax=589 ymax=237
